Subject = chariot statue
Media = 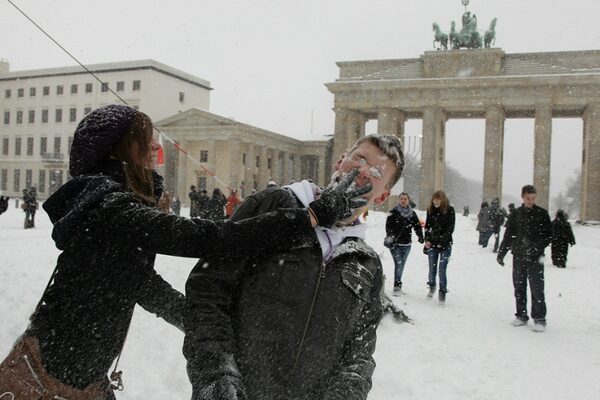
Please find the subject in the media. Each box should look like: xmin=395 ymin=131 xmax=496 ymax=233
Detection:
xmin=431 ymin=0 xmax=497 ymax=50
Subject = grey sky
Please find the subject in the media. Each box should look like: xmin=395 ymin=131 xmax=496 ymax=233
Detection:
xmin=1 ymin=0 xmax=598 ymax=200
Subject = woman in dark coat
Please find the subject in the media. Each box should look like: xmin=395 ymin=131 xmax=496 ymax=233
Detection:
xmin=424 ymin=190 xmax=455 ymax=303
xmin=207 ymin=188 xmax=227 ymax=220
xmin=0 ymin=104 xmax=365 ymax=399
xmin=476 ymin=201 xmax=490 ymax=246
xmin=551 ymin=209 xmax=576 ymax=268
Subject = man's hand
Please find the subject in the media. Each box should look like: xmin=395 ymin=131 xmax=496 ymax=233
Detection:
xmin=308 ymin=169 xmax=372 ymax=228
xmin=196 ymin=376 xmax=247 ymax=400
xmin=497 ymin=255 xmax=505 ymax=267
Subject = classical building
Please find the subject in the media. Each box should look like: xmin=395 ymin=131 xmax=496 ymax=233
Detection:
xmin=326 ymin=48 xmax=600 ymax=221
xmin=0 ymin=59 xmax=212 ymax=198
xmin=155 ymin=108 xmax=331 ymax=201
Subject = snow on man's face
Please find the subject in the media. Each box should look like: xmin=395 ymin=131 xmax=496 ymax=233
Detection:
xmin=332 ymin=141 xmax=396 ymax=211
xmin=522 ymin=192 xmax=537 ymax=208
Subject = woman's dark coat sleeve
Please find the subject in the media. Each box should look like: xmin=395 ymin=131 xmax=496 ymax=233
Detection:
xmin=137 ymin=269 xmax=186 ymax=331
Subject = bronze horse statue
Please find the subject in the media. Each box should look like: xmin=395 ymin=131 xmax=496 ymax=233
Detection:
xmin=449 ymin=20 xmax=482 ymax=49
xmin=484 ymin=18 xmax=497 ymax=48
xmin=432 ymin=23 xmax=448 ymax=50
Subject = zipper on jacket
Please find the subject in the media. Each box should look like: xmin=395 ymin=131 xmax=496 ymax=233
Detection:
xmin=292 ymin=261 xmax=326 ymax=372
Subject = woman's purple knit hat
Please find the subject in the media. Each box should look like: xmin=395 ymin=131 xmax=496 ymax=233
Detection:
xmin=69 ymin=104 xmax=140 ymax=176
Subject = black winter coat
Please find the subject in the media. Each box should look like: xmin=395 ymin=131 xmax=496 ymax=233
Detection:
xmin=28 ymin=162 xmax=312 ymax=390
xmin=498 ymin=204 xmax=552 ymax=258
xmin=425 ymin=206 xmax=456 ymax=249
xmin=385 ymin=207 xmax=424 ymax=246
xmin=552 ymin=219 xmax=576 ymax=248
xmin=184 ymin=187 xmax=383 ymax=400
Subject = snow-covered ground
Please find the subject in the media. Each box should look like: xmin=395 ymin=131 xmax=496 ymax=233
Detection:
xmin=1 ymin=204 xmax=599 ymax=399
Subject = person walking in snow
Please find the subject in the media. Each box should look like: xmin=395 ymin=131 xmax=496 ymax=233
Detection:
xmin=184 ymin=134 xmax=404 ymax=400
xmin=207 ymin=188 xmax=227 ymax=220
xmin=476 ymin=201 xmax=490 ymax=246
xmin=0 ymin=195 xmax=8 ymax=215
xmin=188 ymin=185 xmax=200 ymax=217
xmin=497 ymin=184 xmax=552 ymax=332
xmin=0 ymin=104 xmax=358 ymax=399
xmin=424 ymin=190 xmax=455 ymax=303
xmin=225 ymin=189 xmax=242 ymax=218
xmin=385 ymin=192 xmax=424 ymax=295
xmin=551 ymin=209 xmax=576 ymax=268
xmin=486 ymin=198 xmax=507 ymax=253
xmin=22 ymin=187 xmax=37 ymax=228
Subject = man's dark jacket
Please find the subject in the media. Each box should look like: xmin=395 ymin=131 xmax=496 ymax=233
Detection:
xmin=425 ymin=206 xmax=456 ymax=249
xmin=184 ymin=187 xmax=383 ymax=400
xmin=385 ymin=206 xmax=424 ymax=246
xmin=498 ymin=204 xmax=552 ymax=258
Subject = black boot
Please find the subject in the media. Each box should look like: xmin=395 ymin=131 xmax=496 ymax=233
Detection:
xmin=427 ymin=284 xmax=436 ymax=298
xmin=438 ymin=289 xmax=447 ymax=304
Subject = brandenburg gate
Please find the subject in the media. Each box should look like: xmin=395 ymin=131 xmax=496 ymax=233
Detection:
xmin=326 ymin=48 xmax=600 ymax=221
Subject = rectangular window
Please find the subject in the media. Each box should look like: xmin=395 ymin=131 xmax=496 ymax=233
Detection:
xmin=69 ymin=107 xmax=77 ymax=122
xmin=68 ymin=137 xmax=73 ymax=153
xmin=101 ymin=82 xmax=109 ymax=92
xmin=15 ymin=137 xmax=21 ymax=156
xmin=200 ymin=150 xmax=208 ymax=162
xmin=42 ymin=109 xmax=48 ymax=123
xmin=55 ymin=108 xmax=62 ymax=123
xmin=132 ymin=80 xmax=141 ymax=91
xmin=197 ymin=177 xmax=207 ymax=191
xmin=56 ymin=85 xmax=64 ymax=95
xmin=70 ymin=84 xmax=78 ymax=94
xmin=54 ymin=137 xmax=61 ymax=153
xmin=30 ymin=87 xmax=36 ymax=97
xmin=26 ymin=137 xmax=33 ymax=156
xmin=1 ymin=169 xmax=7 ymax=191
xmin=25 ymin=169 xmax=32 ymax=188
xmin=85 ymin=83 xmax=93 ymax=93
xmin=116 ymin=81 xmax=124 ymax=91
xmin=242 ymin=153 xmax=246 ymax=165
xmin=84 ymin=107 xmax=92 ymax=115
xmin=5 ymin=89 xmax=11 ymax=98
xmin=18 ymin=88 xmax=24 ymax=98
xmin=2 ymin=137 xmax=8 ymax=155
xmin=40 ymin=137 xmax=47 ymax=155
xmin=13 ymin=169 xmax=20 ymax=192
xmin=179 ymin=92 xmax=185 ymax=103
xmin=268 ymin=158 xmax=272 ymax=169
xmin=16 ymin=111 xmax=23 ymax=124
xmin=43 ymin=86 xmax=50 ymax=96
xmin=28 ymin=109 xmax=35 ymax=123
xmin=3 ymin=111 xmax=9 ymax=125
xmin=38 ymin=170 xmax=46 ymax=193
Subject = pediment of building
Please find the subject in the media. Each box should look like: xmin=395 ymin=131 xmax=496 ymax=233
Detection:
xmin=155 ymin=108 xmax=237 ymax=129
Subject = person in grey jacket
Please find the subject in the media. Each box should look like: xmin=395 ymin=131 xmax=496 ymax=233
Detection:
xmin=184 ymin=134 xmax=405 ymax=400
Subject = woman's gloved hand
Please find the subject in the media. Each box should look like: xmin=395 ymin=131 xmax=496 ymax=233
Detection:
xmin=308 ymin=169 xmax=372 ymax=228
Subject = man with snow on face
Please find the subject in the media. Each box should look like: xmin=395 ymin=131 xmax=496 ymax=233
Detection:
xmin=184 ymin=134 xmax=404 ymax=400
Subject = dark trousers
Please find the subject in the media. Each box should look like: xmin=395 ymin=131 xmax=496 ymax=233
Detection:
xmin=512 ymin=255 xmax=546 ymax=322
xmin=551 ymin=243 xmax=569 ymax=267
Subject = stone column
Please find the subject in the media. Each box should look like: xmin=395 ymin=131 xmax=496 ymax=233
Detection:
xmin=482 ymin=106 xmax=505 ymax=202
xmin=229 ymin=139 xmax=242 ymax=191
xmin=258 ymin=146 xmax=269 ymax=189
xmin=378 ymin=109 xmax=406 ymax=144
xmin=176 ymin=139 xmax=188 ymax=204
xmin=271 ymin=150 xmax=280 ymax=185
xmin=206 ymin=140 xmax=217 ymax=193
xmin=346 ymin=111 xmax=367 ymax=149
xmin=581 ymin=104 xmax=600 ymax=221
xmin=533 ymin=106 xmax=552 ymax=210
xmin=333 ymin=109 xmax=349 ymax=167
xmin=281 ymin=151 xmax=290 ymax=184
xmin=318 ymin=155 xmax=327 ymax=187
xmin=244 ymin=143 xmax=255 ymax=195
xmin=419 ymin=107 xmax=447 ymax=208
xmin=293 ymin=154 xmax=302 ymax=182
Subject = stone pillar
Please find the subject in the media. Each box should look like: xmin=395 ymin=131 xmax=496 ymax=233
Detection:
xmin=378 ymin=109 xmax=406 ymax=144
xmin=419 ymin=107 xmax=447 ymax=208
xmin=482 ymin=106 xmax=505 ymax=202
xmin=293 ymin=154 xmax=302 ymax=182
xmin=533 ymin=106 xmax=552 ymax=210
xmin=333 ymin=109 xmax=349 ymax=167
xmin=176 ymin=139 xmax=188 ymax=204
xmin=229 ymin=139 xmax=242 ymax=191
xmin=281 ymin=151 xmax=290 ymax=184
xmin=206 ymin=140 xmax=217 ymax=193
xmin=581 ymin=104 xmax=600 ymax=221
xmin=346 ymin=111 xmax=367 ymax=149
xmin=244 ymin=144 xmax=255 ymax=195
xmin=271 ymin=150 xmax=281 ymax=185
xmin=318 ymin=155 xmax=327 ymax=187
xmin=258 ymin=146 xmax=269 ymax=189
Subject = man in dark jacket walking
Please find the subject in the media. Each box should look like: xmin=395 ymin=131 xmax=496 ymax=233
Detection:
xmin=184 ymin=134 xmax=405 ymax=400
xmin=551 ymin=209 xmax=576 ymax=268
xmin=487 ymin=198 xmax=507 ymax=253
xmin=188 ymin=185 xmax=199 ymax=217
xmin=497 ymin=185 xmax=552 ymax=332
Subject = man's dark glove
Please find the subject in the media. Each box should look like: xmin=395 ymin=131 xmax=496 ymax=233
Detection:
xmin=195 ymin=376 xmax=247 ymax=400
xmin=497 ymin=255 xmax=505 ymax=267
xmin=308 ymin=169 xmax=372 ymax=228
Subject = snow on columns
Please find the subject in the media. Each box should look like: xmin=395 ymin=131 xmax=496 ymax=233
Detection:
xmin=281 ymin=151 xmax=290 ymax=185
xmin=243 ymin=143 xmax=256 ymax=195
xmin=377 ymin=109 xmax=406 ymax=146
xmin=581 ymin=104 xmax=600 ymax=221
xmin=257 ymin=145 xmax=270 ymax=189
xmin=533 ymin=106 xmax=552 ymax=210
xmin=483 ymin=106 xmax=505 ymax=202
xmin=419 ymin=107 xmax=447 ymax=208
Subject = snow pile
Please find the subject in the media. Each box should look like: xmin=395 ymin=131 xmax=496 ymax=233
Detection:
xmin=1 ymin=205 xmax=599 ymax=399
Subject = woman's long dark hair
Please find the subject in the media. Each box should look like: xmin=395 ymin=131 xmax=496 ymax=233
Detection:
xmin=112 ymin=112 xmax=156 ymax=204
xmin=428 ymin=190 xmax=449 ymax=214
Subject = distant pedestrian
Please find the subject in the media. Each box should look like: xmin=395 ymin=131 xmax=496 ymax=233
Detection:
xmin=551 ymin=209 xmax=576 ymax=268
xmin=487 ymin=198 xmax=507 ymax=253
xmin=463 ymin=205 xmax=469 ymax=217
xmin=0 ymin=195 xmax=8 ymax=215
xmin=225 ymin=189 xmax=242 ymax=218
xmin=497 ymin=184 xmax=552 ymax=332
xmin=197 ymin=189 xmax=209 ymax=218
xmin=22 ymin=187 xmax=37 ymax=228
xmin=207 ymin=188 xmax=227 ymax=220
xmin=171 ymin=196 xmax=181 ymax=216
xmin=188 ymin=185 xmax=199 ymax=217
xmin=384 ymin=192 xmax=424 ymax=295
xmin=424 ymin=190 xmax=455 ymax=303
xmin=476 ymin=201 xmax=490 ymax=246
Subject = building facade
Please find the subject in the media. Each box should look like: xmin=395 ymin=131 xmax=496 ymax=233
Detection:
xmin=0 ymin=59 xmax=212 ymax=198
